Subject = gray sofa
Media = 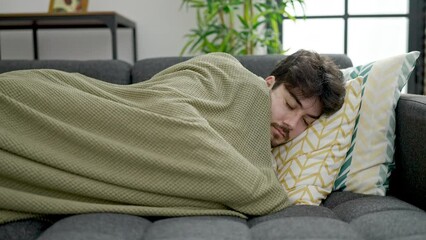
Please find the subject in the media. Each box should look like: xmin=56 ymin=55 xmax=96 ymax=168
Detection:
xmin=0 ymin=54 xmax=425 ymax=240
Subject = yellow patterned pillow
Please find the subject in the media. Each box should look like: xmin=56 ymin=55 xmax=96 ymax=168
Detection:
xmin=272 ymin=77 xmax=363 ymax=205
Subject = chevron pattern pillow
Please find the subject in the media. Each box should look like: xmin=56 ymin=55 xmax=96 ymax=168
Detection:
xmin=272 ymin=77 xmax=363 ymax=205
xmin=333 ymin=51 xmax=420 ymax=195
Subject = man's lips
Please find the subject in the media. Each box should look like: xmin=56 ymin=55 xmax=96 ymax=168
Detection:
xmin=271 ymin=123 xmax=289 ymax=141
xmin=275 ymin=126 xmax=286 ymax=139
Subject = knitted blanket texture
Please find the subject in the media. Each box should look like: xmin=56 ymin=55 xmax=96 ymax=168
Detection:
xmin=0 ymin=53 xmax=289 ymax=224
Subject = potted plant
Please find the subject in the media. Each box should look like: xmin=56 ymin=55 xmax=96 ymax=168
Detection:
xmin=180 ymin=0 xmax=305 ymax=55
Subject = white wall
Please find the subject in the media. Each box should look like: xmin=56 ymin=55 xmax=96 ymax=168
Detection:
xmin=0 ymin=0 xmax=197 ymax=63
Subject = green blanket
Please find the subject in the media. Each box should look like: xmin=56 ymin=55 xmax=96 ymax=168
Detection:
xmin=0 ymin=53 xmax=289 ymax=224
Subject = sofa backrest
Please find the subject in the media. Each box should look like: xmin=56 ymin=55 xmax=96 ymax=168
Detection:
xmin=0 ymin=54 xmax=352 ymax=85
xmin=132 ymin=54 xmax=353 ymax=83
xmin=0 ymin=60 xmax=132 ymax=84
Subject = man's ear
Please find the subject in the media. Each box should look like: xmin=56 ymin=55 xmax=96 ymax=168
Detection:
xmin=265 ymin=76 xmax=276 ymax=89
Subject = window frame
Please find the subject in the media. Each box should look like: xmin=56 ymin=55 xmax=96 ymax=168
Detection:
xmin=279 ymin=0 xmax=424 ymax=94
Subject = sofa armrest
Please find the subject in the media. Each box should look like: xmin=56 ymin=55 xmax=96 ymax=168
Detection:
xmin=389 ymin=94 xmax=426 ymax=210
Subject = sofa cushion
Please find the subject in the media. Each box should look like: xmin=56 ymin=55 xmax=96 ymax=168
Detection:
xmin=37 ymin=213 xmax=151 ymax=240
xmin=0 ymin=219 xmax=53 ymax=240
xmin=272 ymin=77 xmax=363 ymax=205
xmin=0 ymin=60 xmax=132 ymax=84
xmin=131 ymin=54 xmax=353 ymax=83
xmin=144 ymin=216 xmax=249 ymax=240
xmin=323 ymin=192 xmax=422 ymax=222
xmin=248 ymin=205 xmax=340 ymax=225
xmin=350 ymin=211 xmax=426 ymax=240
xmin=250 ymin=216 xmax=362 ymax=240
xmin=333 ymin=51 xmax=420 ymax=196
xmin=323 ymin=191 xmax=426 ymax=240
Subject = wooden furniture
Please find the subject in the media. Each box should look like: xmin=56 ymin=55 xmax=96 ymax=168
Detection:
xmin=0 ymin=12 xmax=137 ymax=62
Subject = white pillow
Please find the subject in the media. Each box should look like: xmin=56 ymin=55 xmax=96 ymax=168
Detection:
xmin=333 ymin=51 xmax=420 ymax=195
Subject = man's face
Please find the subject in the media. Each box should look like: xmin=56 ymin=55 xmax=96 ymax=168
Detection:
xmin=266 ymin=76 xmax=323 ymax=147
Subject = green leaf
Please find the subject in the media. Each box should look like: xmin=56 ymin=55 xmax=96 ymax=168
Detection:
xmin=237 ymin=15 xmax=249 ymax=28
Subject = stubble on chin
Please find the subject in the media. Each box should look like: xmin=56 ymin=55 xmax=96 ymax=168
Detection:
xmin=270 ymin=123 xmax=290 ymax=147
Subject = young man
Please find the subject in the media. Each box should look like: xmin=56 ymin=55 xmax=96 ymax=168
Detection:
xmin=266 ymin=49 xmax=345 ymax=147
xmin=0 ymin=49 xmax=345 ymax=223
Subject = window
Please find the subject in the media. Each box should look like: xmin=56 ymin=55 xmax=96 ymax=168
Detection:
xmin=281 ymin=0 xmax=424 ymax=94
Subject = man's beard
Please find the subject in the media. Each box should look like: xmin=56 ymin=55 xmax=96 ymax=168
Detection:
xmin=270 ymin=122 xmax=290 ymax=147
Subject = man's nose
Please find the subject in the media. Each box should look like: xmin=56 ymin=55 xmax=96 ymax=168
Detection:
xmin=284 ymin=115 xmax=300 ymax=129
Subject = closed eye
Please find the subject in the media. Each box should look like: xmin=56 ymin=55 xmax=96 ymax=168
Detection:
xmin=286 ymin=102 xmax=295 ymax=110
xmin=303 ymin=119 xmax=308 ymax=125
xmin=304 ymin=117 xmax=316 ymax=126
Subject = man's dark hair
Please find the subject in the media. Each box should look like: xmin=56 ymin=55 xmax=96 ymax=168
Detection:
xmin=270 ymin=49 xmax=346 ymax=116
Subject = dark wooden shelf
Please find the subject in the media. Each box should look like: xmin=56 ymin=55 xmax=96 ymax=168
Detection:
xmin=0 ymin=12 xmax=137 ymax=62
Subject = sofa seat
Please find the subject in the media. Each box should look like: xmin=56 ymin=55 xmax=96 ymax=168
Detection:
xmin=1 ymin=192 xmax=425 ymax=240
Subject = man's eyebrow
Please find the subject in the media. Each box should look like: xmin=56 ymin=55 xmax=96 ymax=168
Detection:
xmin=288 ymin=90 xmax=321 ymax=119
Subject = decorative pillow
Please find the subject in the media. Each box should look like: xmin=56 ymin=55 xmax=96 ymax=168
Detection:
xmin=272 ymin=77 xmax=363 ymax=205
xmin=333 ymin=51 xmax=420 ymax=195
